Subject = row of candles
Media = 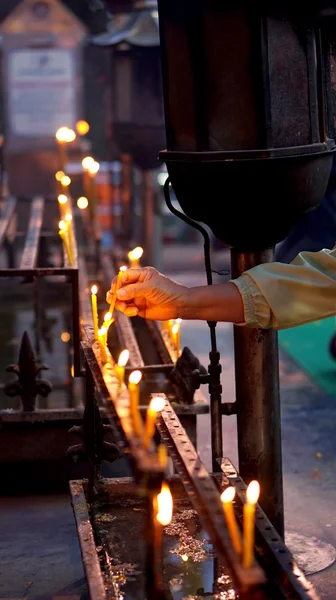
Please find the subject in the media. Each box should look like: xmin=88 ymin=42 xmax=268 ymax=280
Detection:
xmin=154 ymin=478 xmax=260 ymax=569
xmin=90 ymin=277 xmax=259 ymax=570
xmin=55 ymin=123 xmax=101 ymax=264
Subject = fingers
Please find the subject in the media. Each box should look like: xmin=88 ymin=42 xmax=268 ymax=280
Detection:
xmin=116 ymin=281 xmax=151 ymax=301
xmin=115 ymin=300 xmax=139 ymax=317
xmin=110 ymin=266 xmax=156 ymax=293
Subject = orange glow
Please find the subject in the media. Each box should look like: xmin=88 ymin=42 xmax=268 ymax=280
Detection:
xmin=221 ymin=487 xmax=236 ymax=504
xmin=77 ymin=196 xmax=88 ymax=209
xmin=128 ymin=246 xmax=143 ymax=261
xmin=156 ymin=482 xmax=173 ymax=526
xmin=246 ymin=481 xmax=260 ymax=505
xmin=88 ymin=160 xmax=100 ymax=175
xmin=82 ymin=156 xmax=94 ymax=170
xmin=55 ymin=170 xmax=65 ymax=181
xmin=56 ymin=127 xmax=76 ymax=143
xmin=120 ymin=265 xmax=127 ymax=272
xmin=65 ymin=213 xmax=72 ymax=223
xmin=61 ymin=332 xmax=70 ymax=343
xmin=129 ymin=370 xmax=142 ymax=385
xmin=171 ymin=323 xmax=179 ymax=335
xmin=118 ymin=349 xmax=129 ymax=367
xmin=149 ymin=396 xmax=165 ymax=413
xmin=61 ymin=175 xmax=71 ymax=187
xmin=59 ymin=220 xmax=66 ymax=230
xmin=76 ymin=120 xmax=90 ymax=135
xmin=58 ymin=194 xmax=68 ymax=205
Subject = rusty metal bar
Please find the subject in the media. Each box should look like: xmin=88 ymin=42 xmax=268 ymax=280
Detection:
xmin=70 ymin=480 xmax=108 ymax=600
xmin=219 ymin=458 xmax=320 ymax=600
xmin=0 ymin=196 xmax=17 ymax=247
xmin=71 ymin=268 xmax=81 ymax=376
xmin=20 ymin=197 xmax=44 ymax=269
xmin=155 ymin=393 xmax=266 ymax=591
xmin=0 ymin=267 xmax=78 ymax=276
xmin=81 ymin=342 xmax=164 ymax=491
xmin=231 ymin=248 xmax=284 ymax=537
xmin=101 ymin=252 xmax=144 ymax=367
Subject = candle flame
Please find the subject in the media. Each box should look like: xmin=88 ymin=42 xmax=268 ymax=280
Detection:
xmin=118 ymin=349 xmax=129 ymax=367
xmin=149 ymin=396 xmax=165 ymax=413
xmin=156 ymin=482 xmax=173 ymax=526
xmin=246 ymin=480 xmax=260 ymax=505
xmin=61 ymin=175 xmax=71 ymax=186
xmin=171 ymin=323 xmax=179 ymax=335
xmin=98 ymin=326 xmax=107 ymax=336
xmin=221 ymin=487 xmax=236 ymax=504
xmin=128 ymin=246 xmax=143 ymax=260
xmin=55 ymin=170 xmax=65 ymax=181
xmin=181 ymin=554 xmax=189 ymax=562
xmin=176 ymin=318 xmax=182 ymax=324
xmin=120 ymin=265 xmax=127 ymax=272
xmin=65 ymin=213 xmax=72 ymax=222
xmin=88 ymin=161 xmax=100 ymax=175
xmin=104 ymin=312 xmax=112 ymax=322
xmin=59 ymin=220 xmax=66 ymax=230
xmin=77 ymin=196 xmax=88 ymax=209
xmin=76 ymin=120 xmax=90 ymax=135
xmin=91 ymin=285 xmax=98 ymax=295
xmin=58 ymin=194 xmax=68 ymax=205
xmin=82 ymin=156 xmax=94 ymax=170
xmin=129 ymin=370 xmax=142 ymax=385
xmin=56 ymin=127 xmax=76 ymax=143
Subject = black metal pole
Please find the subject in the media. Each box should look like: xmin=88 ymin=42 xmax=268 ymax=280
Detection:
xmin=230 ymin=248 xmax=284 ymax=538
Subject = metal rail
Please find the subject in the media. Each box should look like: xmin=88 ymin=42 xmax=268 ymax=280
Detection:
xmin=155 ymin=393 xmax=266 ymax=591
xmin=20 ymin=197 xmax=44 ymax=269
xmin=0 ymin=196 xmax=16 ymax=246
xmin=81 ymin=341 xmax=164 ymax=492
xmin=219 ymin=458 xmax=320 ymax=600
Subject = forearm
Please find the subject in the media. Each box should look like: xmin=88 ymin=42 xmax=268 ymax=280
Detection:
xmin=179 ymin=282 xmax=245 ymax=323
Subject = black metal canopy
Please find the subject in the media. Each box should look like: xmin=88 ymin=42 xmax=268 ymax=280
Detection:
xmin=157 ymin=1 xmax=336 ymax=249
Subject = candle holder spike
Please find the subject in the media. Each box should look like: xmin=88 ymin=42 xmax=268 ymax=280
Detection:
xmin=4 ymin=330 xmax=52 ymax=412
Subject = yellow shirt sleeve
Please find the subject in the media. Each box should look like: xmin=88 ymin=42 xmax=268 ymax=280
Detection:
xmin=231 ymin=245 xmax=336 ymax=330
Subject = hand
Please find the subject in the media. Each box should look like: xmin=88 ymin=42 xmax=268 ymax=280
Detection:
xmin=106 ymin=267 xmax=189 ymax=320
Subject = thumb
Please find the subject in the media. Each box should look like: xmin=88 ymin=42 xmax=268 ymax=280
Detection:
xmin=116 ymin=281 xmax=151 ymax=301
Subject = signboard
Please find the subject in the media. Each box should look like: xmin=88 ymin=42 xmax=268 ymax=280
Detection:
xmin=0 ymin=0 xmax=87 ymax=196
xmin=8 ymin=48 xmax=76 ymax=137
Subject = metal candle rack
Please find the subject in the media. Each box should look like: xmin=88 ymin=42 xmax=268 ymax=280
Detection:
xmin=71 ymin=343 xmax=320 ymax=599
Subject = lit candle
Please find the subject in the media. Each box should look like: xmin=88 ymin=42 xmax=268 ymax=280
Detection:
xmin=82 ymin=156 xmax=95 ymax=199
xmin=109 ymin=265 xmax=127 ymax=316
xmin=87 ymin=160 xmax=100 ymax=218
xmin=156 ymin=482 xmax=173 ymax=526
xmin=77 ymin=196 xmax=89 ymax=210
xmin=128 ymin=246 xmax=143 ymax=269
xmin=157 ymin=444 xmax=168 ymax=469
xmin=103 ymin=311 xmax=114 ymax=331
xmin=55 ymin=170 xmax=65 ymax=194
xmin=76 ymin=120 xmax=90 ymax=136
xmin=171 ymin=319 xmax=182 ymax=357
xmin=243 ymin=480 xmax=260 ymax=568
xmin=55 ymin=127 xmax=76 ymax=171
xmin=65 ymin=213 xmax=74 ymax=264
xmin=98 ymin=327 xmax=107 ymax=363
xmin=220 ymin=487 xmax=242 ymax=555
xmin=143 ymin=396 xmax=165 ymax=449
xmin=58 ymin=194 xmax=68 ymax=218
xmin=58 ymin=221 xmax=71 ymax=265
xmin=115 ymin=349 xmax=129 ymax=391
xmin=128 ymin=370 xmax=143 ymax=436
xmin=91 ymin=285 xmax=99 ymax=341
xmin=61 ymin=174 xmax=71 ymax=195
